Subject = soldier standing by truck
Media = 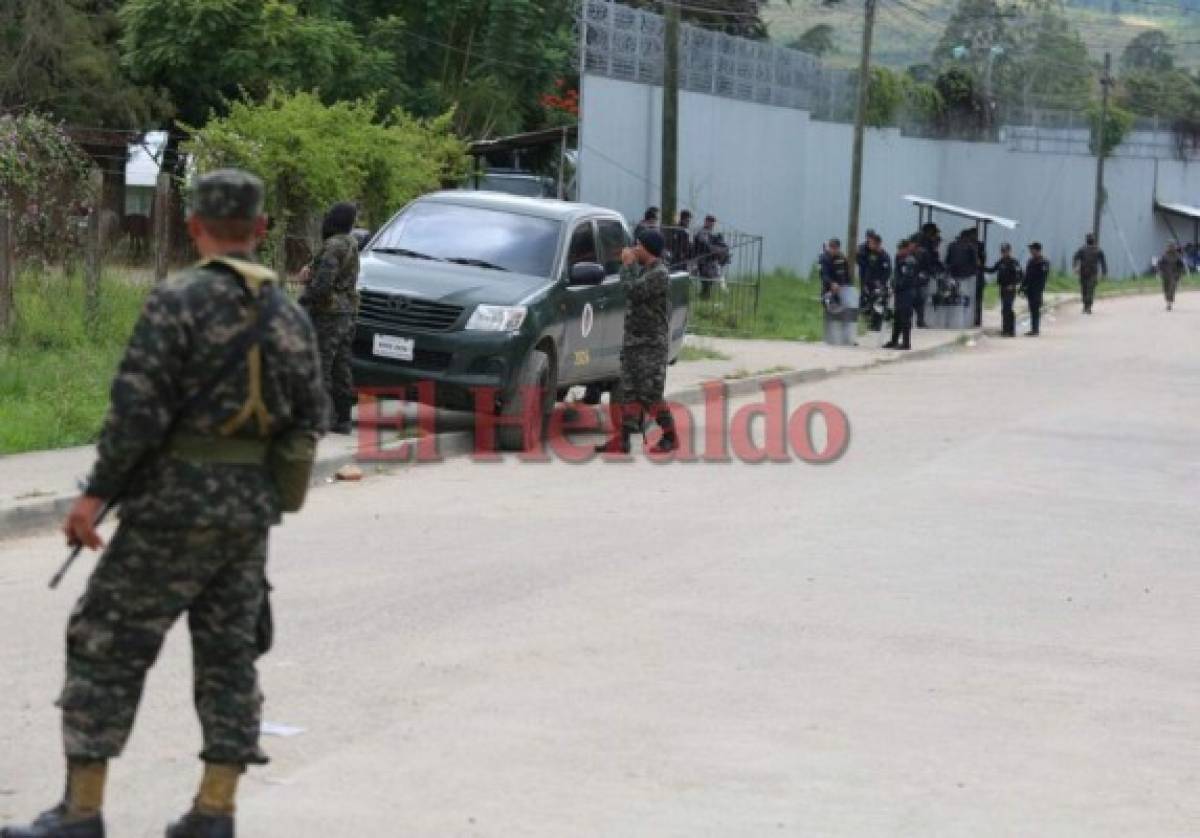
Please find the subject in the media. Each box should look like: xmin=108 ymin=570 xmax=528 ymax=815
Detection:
xmin=1072 ymin=233 xmax=1107 ymax=315
xmin=2 ymin=170 xmax=326 ymax=838
xmin=301 ymin=202 xmax=361 ymax=434
xmin=596 ymin=228 xmax=677 ymax=455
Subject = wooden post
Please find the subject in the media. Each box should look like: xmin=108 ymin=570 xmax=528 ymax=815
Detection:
xmin=85 ymin=169 xmax=104 ymax=331
xmin=153 ymin=172 xmax=172 ymax=282
xmin=1092 ymin=52 xmax=1113 ymax=243
xmin=661 ymin=0 xmax=680 ymax=225
xmin=0 ymin=196 xmax=13 ymax=334
xmin=846 ymin=0 xmax=879 ymax=286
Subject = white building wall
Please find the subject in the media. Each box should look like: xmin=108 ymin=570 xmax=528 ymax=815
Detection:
xmin=580 ymin=74 xmax=1200 ymax=275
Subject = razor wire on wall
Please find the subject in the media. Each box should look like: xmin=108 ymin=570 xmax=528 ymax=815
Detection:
xmin=580 ymin=0 xmax=856 ymax=120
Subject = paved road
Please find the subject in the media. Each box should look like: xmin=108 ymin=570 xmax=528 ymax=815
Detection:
xmin=1 ymin=294 xmax=1197 ymax=837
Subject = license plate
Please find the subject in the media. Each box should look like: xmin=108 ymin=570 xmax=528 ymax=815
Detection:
xmin=373 ymin=333 xmax=414 ymax=361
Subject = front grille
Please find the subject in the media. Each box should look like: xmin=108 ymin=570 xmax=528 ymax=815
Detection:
xmin=359 ymin=290 xmax=464 ymax=332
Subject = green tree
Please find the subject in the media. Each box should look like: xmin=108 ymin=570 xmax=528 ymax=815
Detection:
xmin=789 ymin=24 xmax=837 ymax=57
xmin=1007 ymin=10 xmax=1093 ymax=111
xmin=1120 ymin=29 xmax=1175 ymax=75
xmin=119 ymin=0 xmax=397 ymax=131
xmin=186 ymin=89 xmax=468 ymax=261
xmin=0 ymin=0 xmax=164 ymax=128
xmin=933 ymin=0 xmax=1017 ymax=78
xmin=1088 ymin=100 xmax=1133 ymax=156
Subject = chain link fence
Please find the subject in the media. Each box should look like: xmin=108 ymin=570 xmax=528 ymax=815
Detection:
xmin=580 ymin=0 xmax=855 ymax=121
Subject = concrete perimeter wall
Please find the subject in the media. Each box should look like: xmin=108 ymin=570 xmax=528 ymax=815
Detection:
xmin=579 ymin=74 xmax=1200 ymax=275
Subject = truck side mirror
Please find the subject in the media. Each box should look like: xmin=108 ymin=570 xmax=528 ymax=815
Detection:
xmin=569 ymin=262 xmax=606 ymax=287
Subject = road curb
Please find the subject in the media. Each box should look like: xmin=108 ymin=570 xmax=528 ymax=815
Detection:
xmin=0 ymin=295 xmax=1084 ymax=540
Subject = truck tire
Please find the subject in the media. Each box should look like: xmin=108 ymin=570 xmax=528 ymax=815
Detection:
xmin=497 ymin=348 xmax=554 ymax=452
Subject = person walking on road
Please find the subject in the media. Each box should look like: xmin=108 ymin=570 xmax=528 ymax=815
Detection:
xmin=1023 ymin=242 xmax=1050 ymax=337
xmin=1 ymin=170 xmax=327 ymax=838
xmin=596 ymin=228 xmax=676 ymax=455
xmin=1072 ymin=233 xmax=1107 ymax=315
xmin=986 ymin=243 xmax=1024 ymax=338
xmin=300 ymin=202 xmax=361 ymax=434
xmin=1158 ymin=241 xmax=1186 ymax=311
xmin=884 ymin=238 xmax=918 ymax=351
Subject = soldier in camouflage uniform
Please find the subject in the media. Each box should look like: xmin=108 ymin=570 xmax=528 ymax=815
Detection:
xmin=300 ymin=202 xmax=361 ymax=434
xmin=1158 ymin=241 xmax=1185 ymax=311
xmin=1072 ymin=233 xmax=1108 ymax=315
xmin=2 ymin=170 xmax=326 ymax=838
xmin=596 ymin=227 xmax=677 ymax=455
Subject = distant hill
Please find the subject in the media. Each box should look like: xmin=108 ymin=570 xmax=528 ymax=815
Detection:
xmin=764 ymin=0 xmax=1200 ymax=72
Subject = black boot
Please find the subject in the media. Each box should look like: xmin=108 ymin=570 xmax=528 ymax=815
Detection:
xmin=165 ymin=810 xmax=233 ymax=838
xmin=1 ymin=805 xmax=105 ymax=838
xmin=594 ymin=425 xmax=631 ymax=455
xmin=650 ymin=412 xmax=678 ymax=455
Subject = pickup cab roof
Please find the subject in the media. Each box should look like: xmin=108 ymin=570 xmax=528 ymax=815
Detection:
xmin=422 ymin=190 xmax=624 ymax=225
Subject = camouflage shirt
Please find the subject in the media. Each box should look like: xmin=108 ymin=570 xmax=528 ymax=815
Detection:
xmin=621 ymin=259 xmax=670 ymax=350
xmin=303 ymin=233 xmax=360 ymax=315
xmin=1159 ymin=250 xmax=1185 ymax=281
xmin=85 ymin=258 xmax=326 ymax=529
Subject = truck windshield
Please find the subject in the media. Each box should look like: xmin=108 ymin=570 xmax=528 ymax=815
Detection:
xmin=371 ymin=202 xmax=563 ymax=279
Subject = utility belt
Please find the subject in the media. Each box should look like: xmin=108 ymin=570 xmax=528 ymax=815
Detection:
xmin=168 ymin=432 xmax=269 ymax=465
xmin=166 ymin=430 xmax=316 ymax=513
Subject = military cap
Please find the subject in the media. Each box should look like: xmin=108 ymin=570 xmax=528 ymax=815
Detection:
xmin=190 ymin=169 xmax=265 ymax=221
xmin=636 ymin=227 xmax=666 ymax=257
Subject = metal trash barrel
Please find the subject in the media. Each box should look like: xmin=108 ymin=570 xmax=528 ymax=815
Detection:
xmin=823 ymin=285 xmax=859 ymax=346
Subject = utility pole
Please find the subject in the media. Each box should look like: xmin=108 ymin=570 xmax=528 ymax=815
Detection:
xmin=846 ymin=0 xmax=878 ymax=284
xmin=1092 ymin=52 xmax=1113 ymax=243
xmin=662 ymin=0 xmax=680 ymax=225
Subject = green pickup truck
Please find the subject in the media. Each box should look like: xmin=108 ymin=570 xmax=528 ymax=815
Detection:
xmin=351 ymin=192 xmax=691 ymax=450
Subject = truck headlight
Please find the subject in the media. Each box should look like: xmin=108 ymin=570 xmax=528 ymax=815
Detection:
xmin=465 ymin=305 xmax=527 ymax=332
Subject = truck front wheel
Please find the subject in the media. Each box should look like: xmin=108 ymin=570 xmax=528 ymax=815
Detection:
xmin=497 ymin=348 xmax=554 ymax=452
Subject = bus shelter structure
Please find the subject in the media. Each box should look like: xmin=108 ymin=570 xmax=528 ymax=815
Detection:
xmin=904 ymin=195 xmax=1019 ymax=328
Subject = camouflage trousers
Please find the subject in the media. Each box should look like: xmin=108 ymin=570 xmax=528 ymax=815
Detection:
xmin=617 ymin=344 xmax=668 ymax=429
xmin=59 ymin=524 xmax=270 ymax=765
xmin=1080 ymin=275 xmax=1099 ymax=310
xmin=313 ymin=314 xmax=355 ymax=424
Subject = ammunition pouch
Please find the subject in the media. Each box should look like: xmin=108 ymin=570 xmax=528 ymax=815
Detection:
xmin=268 ymin=429 xmax=318 ymax=513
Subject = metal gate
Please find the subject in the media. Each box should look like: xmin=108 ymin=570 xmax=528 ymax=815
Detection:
xmin=664 ymin=227 xmax=762 ymax=334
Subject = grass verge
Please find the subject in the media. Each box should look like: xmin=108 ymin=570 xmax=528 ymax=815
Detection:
xmin=689 ymin=270 xmax=824 ymax=341
xmin=0 ymin=268 xmax=148 ymax=455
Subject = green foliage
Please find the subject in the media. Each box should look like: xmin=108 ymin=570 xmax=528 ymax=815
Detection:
xmin=1120 ymin=29 xmax=1175 ymax=75
xmin=1118 ymin=69 xmax=1195 ymax=119
xmin=901 ymin=74 xmax=946 ymax=125
xmin=1009 ymin=10 xmax=1093 ymax=111
xmin=0 ymin=0 xmax=165 ymax=128
xmin=863 ymin=67 xmax=904 ymax=127
xmin=934 ymin=67 xmax=989 ymax=137
xmin=0 ymin=113 xmax=93 ymax=261
xmin=789 ymin=24 xmax=837 ymax=57
xmin=185 ymin=89 xmax=468 ymax=232
xmin=119 ymin=0 xmax=398 ymax=129
xmin=0 ymin=267 xmax=148 ymax=454
xmin=689 ymin=271 xmax=825 ymax=342
xmin=1088 ymin=100 xmax=1134 ymax=157
xmin=933 ymin=0 xmax=1017 ymax=77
